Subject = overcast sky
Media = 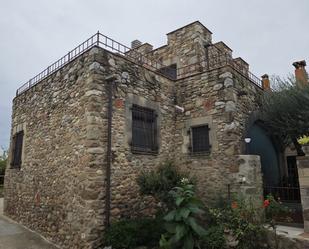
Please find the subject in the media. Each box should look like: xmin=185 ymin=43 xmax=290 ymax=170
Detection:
xmin=0 ymin=0 xmax=308 ymax=148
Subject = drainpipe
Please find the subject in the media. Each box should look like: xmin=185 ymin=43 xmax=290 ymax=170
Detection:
xmin=105 ymin=75 xmax=116 ymax=228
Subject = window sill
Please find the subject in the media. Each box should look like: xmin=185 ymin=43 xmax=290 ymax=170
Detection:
xmin=131 ymin=147 xmax=158 ymax=155
xmin=189 ymin=151 xmax=211 ymax=158
xmin=10 ymin=167 xmax=21 ymax=170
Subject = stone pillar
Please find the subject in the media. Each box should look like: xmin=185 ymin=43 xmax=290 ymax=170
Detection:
xmin=297 ymin=154 xmax=309 ymax=232
xmin=229 ymin=155 xmax=263 ymax=201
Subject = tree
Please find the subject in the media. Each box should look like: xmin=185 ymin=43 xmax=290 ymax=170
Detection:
xmin=0 ymin=147 xmax=8 ymax=177
xmin=260 ymin=75 xmax=309 ymax=155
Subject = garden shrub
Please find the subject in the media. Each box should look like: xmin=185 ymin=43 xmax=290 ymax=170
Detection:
xmin=0 ymin=155 xmax=6 ymax=197
xmin=104 ymin=217 xmax=164 ymax=249
xmin=137 ymin=161 xmax=189 ymax=209
xmin=206 ymin=195 xmax=288 ymax=249
xmin=201 ymin=225 xmax=226 ymax=249
xmin=0 ymin=157 xmax=6 ymax=183
xmin=264 ymin=194 xmax=290 ymax=227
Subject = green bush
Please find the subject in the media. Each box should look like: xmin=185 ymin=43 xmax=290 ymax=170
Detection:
xmin=207 ymin=197 xmax=272 ymax=249
xmin=104 ymin=218 xmax=164 ymax=249
xmin=201 ymin=225 xmax=226 ymax=249
xmin=0 ymin=158 xmax=6 ymax=185
xmin=137 ymin=161 xmax=188 ymax=209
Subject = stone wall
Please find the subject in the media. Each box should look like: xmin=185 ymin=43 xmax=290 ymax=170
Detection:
xmin=91 ymin=48 xmax=176 ymax=221
xmin=4 ymin=48 xmax=109 ymax=249
xmin=230 ymin=155 xmax=263 ymax=200
xmin=127 ymin=21 xmax=213 ymax=79
xmin=172 ymin=65 xmax=262 ymax=202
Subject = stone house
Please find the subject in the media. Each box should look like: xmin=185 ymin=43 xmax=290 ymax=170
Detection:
xmin=4 ymin=21 xmax=296 ymax=248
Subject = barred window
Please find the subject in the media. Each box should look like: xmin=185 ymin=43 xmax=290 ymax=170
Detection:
xmin=11 ymin=131 xmax=24 ymax=168
xmin=190 ymin=125 xmax=210 ymax=154
xmin=131 ymin=105 xmax=158 ymax=153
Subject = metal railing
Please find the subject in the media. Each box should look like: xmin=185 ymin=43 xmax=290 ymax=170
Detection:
xmin=16 ymin=32 xmax=167 ymax=96
xmin=177 ymin=55 xmax=262 ymax=88
xmin=264 ymin=185 xmax=301 ymax=203
xmin=16 ymin=31 xmax=263 ymax=96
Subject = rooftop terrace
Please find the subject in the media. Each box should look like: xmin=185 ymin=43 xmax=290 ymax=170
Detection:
xmin=16 ymin=30 xmax=262 ymax=96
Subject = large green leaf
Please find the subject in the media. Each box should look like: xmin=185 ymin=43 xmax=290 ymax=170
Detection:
xmin=175 ymin=224 xmax=186 ymax=241
xmin=164 ymin=223 xmax=177 ymax=233
xmin=183 ymin=234 xmax=194 ymax=249
xmin=179 ymin=207 xmax=191 ymax=219
xmin=188 ymin=206 xmax=204 ymax=214
xmin=176 ymin=197 xmax=185 ymax=206
xmin=164 ymin=210 xmax=176 ymax=221
xmin=187 ymin=217 xmax=207 ymax=236
xmin=159 ymin=234 xmax=170 ymax=249
xmin=175 ymin=210 xmax=183 ymax=221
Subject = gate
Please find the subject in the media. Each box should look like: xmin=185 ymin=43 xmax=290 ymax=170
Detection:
xmin=264 ymin=185 xmax=303 ymax=224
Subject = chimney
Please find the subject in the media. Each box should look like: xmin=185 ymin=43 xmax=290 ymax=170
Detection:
xmin=293 ymin=60 xmax=308 ymax=87
xmin=261 ymin=74 xmax=271 ymax=91
xmin=131 ymin=40 xmax=142 ymax=49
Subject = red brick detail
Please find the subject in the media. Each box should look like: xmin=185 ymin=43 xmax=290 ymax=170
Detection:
xmin=204 ymin=99 xmax=214 ymax=111
xmin=114 ymin=99 xmax=124 ymax=109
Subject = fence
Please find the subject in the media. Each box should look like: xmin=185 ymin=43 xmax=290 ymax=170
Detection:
xmin=263 ymin=185 xmax=301 ymax=203
xmin=16 ymin=32 xmax=167 ymax=96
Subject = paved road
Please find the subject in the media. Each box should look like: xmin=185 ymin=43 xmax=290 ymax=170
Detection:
xmin=0 ymin=198 xmax=59 ymax=249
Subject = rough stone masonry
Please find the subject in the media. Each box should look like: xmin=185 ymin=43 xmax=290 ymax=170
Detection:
xmin=4 ymin=21 xmax=265 ymax=249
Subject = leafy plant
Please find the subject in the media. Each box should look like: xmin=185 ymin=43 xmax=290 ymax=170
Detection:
xmin=0 ymin=149 xmax=7 ymax=185
xmin=208 ymin=197 xmax=267 ymax=249
xmin=263 ymin=194 xmax=290 ymax=249
xmin=263 ymin=194 xmax=289 ymax=226
xmin=104 ymin=217 xmax=164 ymax=249
xmin=137 ymin=161 xmax=189 ymax=209
xmin=298 ymin=135 xmax=309 ymax=145
xmin=159 ymin=179 xmax=206 ymax=249
xmin=200 ymin=225 xmax=226 ymax=249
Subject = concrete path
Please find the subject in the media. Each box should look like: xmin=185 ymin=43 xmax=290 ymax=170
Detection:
xmin=0 ymin=198 xmax=59 ymax=249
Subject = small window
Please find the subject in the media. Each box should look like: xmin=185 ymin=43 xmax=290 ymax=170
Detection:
xmin=158 ymin=64 xmax=177 ymax=79
xmin=11 ymin=131 xmax=24 ymax=169
xmin=190 ymin=125 xmax=210 ymax=154
xmin=131 ymin=105 xmax=158 ymax=153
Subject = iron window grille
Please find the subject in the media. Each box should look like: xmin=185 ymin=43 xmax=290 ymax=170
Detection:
xmin=189 ymin=125 xmax=211 ymax=154
xmin=11 ymin=131 xmax=24 ymax=169
xmin=131 ymin=105 xmax=158 ymax=154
